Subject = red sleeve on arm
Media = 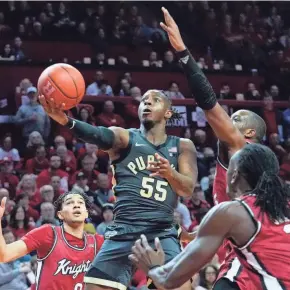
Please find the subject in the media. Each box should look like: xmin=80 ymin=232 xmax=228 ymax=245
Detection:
xmin=95 ymin=234 xmax=104 ymax=251
xmin=21 ymin=224 xmax=55 ymax=258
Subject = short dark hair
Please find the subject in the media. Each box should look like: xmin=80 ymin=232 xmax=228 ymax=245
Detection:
xmin=54 ymin=191 xmax=92 ymax=224
xmin=238 ymin=144 xmax=290 ymax=222
xmin=156 ymin=90 xmax=184 ymax=125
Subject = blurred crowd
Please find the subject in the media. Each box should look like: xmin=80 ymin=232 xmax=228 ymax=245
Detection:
xmin=1 ymin=1 xmax=290 ymax=290
xmin=0 ymin=72 xmax=290 ymax=289
xmin=2 ymin=1 xmax=290 ymax=73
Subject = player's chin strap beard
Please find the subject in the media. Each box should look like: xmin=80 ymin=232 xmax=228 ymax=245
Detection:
xmin=142 ymin=119 xmax=155 ymax=131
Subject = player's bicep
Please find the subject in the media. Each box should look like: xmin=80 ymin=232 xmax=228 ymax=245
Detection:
xmin=4 ymin=240 xmax=28 ymax=262
xmin=178 ymin=139 xmax=198 ymax=182
xmin=108 ymin=127 xmax=130 ymax=153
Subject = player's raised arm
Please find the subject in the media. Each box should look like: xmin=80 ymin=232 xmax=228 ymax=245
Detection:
xmin=39 ymin=95 xmax=129 ymax=157
xmin=161 ymin=7 xmax=245 ymax=154
xmin=130 ymin=202 xmax=241 ymax=289
xmin=0 ymin=198 xmax=29 ymax=262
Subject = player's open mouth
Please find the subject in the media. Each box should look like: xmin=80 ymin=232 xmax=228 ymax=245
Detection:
xmin=143 ymin=108 xmax=152 ymax=115
xmin=73 ymin=210 xmax=82 ymax=216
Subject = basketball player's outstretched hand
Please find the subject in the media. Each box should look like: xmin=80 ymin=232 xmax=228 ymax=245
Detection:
xmin=0 ymin=197 xmax=6 ymax=219
xmin=39 ymin=95 xmax=69 ymax=126
xmin=160 ymin=7 xmax=186 ymax=52
xmin=147 ymin=153 xmax=173 ymax=179
xmin=129 ymin=234 xmax=165 ymax=274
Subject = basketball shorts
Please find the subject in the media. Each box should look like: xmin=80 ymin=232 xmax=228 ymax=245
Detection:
xmin=84 ymin=223 xmax=182 ymax=290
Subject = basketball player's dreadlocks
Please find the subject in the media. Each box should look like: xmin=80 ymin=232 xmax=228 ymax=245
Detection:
xmin=238 ymin=144 xmax=290 ymax=222
xmin=54 ymin=191 xmax=92 ymax=223
xmin=158 ymin=90 xmax=184 ymax=125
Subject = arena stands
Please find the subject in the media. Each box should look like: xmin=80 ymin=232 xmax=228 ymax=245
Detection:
xmin=0 ymin=1 xmax=290 ymax=289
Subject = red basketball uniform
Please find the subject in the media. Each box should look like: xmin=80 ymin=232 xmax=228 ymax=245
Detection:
xmin=232 ymin=195 xmax=290 ymax=289
xmin=22 ymin=224 xmax=104 ymax=290
xmin=213 ymin=150 xmax=255 ymax=290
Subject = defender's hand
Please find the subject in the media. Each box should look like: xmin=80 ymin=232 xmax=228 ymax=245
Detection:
xmin=147 ymin=153 xmax=173 ymax=179
xmin=160 ymin=7 xmax=186 ymax=52
xmin=39 ymin=95 xmax=69 ymax=126
xmin=129 ymin=234 xmax=165 ymax=274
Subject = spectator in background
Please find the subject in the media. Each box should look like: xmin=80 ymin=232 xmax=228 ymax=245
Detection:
xmin=244 ymin=82 xmax=261 ymax=100
xmin=268 ymin=132 xmax=287 ymax=163
xmin=118 ymin=78 xmax=131 ymax=96
xmin=124 ymin=86 xmax=141 ymax=128
xmin=25 ymin=145 xmax=49 ymax=175
xmin=163 ymin=50 xmax=177 ymax=69
xmin=50 ymin=175 xmax=65 ymax=197
xmin=76 ymin=106 xmax=95 ymax=125
xmin=86 ymin=71 xmax=113 ymax=96
xmin=0 ymin=134 xmax=20 ymax=162
xmin=13 ymin=37 xmax=25 ymax=61
xmin=186 ymin=183 xmax=211 ymax=225
xmin=263 ymin=95 xmax=280 ymax=136
xmin=0 ymin=44 xmax=14 ymax=60
xmin=95 ymin=52 xmax=106 ymax=66
xmin=56 ymin=145 xmax=77 ymax=174
xmin=16 ymin=174 xmax=37 ymax=199
xmin=217 ymin=83 xmax=234 ymax=99
xmin=148 ymin=51 xmax=162 ymax=68
xmin=93 ymin=173 xmax=114 ymax=206
xmin=36 ymin=154 xmax=68 ymax=191
xmin=149 ymin=19 xmax=167 ymax=42
xmin=17 ymin=78 xmax=33 ymax=95
xmin=9 ymin=205 xmax=34 ymax=239
xmin=16 ymin=193 xmax=39 ymax=222
xmin=24 ymin=131 xmax=45 ymax=161
xmin=165 ymin=81 xmax=185 ymax=99
xmin=95 ymin=100 xmax=126 ymax=128
xmin=51 ymin=135 xmax=66 ymax=150
xmin=199 ymin=265 xmax=218 ymax=290
xmin=35 ymin=202 xmax=59 ymax=227
xmin=92 ymin=27 xmax=109 ymax=53
xmin=14 ymin=87 xmax=50 ymax=143
xmin=39 ymin=185 xmax=55 ymax=205
xmin=72 ymin=172 xmax=92 ymax=195
xmin=96 ymin=203 xmax=114 ymax=235
xmin=269 ymin=84 xmax=280 ymax=99
xmin=71 ymin=154 xmax=99 ymax=191
xmin=98 ymin=80 xmax=114 ymax=96
xmin=0 ymin=229 xmax=30 ymax=290
xmin=0 ymin=157 xmax=19 ymax=199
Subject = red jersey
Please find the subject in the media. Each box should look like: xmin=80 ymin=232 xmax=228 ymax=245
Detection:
xmin=232 ymin=195 xmax=290 ymax=290
xmin=213 ymin=142 xmax=255 ymax=290
xmin=22 ymin=224 xmax=104 ymax=290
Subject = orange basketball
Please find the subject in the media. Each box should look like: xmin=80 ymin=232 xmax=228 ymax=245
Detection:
xmin=37 ymin=63 xmax=85 ymax=110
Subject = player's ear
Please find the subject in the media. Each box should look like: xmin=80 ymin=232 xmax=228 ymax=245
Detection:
xmin=164 ymin=109 xmax=173 ymax=120
xmin=243 ymin=128 xmax=256 ymax=139
xmin=57 ymin=211 xmax=64 ymax=221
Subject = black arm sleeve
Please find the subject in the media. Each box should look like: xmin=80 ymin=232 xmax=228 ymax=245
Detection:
xmin=66 ymin=118 xmax=115 ymax=150
xmin=176 ymin=49 xmax=217 ymax=110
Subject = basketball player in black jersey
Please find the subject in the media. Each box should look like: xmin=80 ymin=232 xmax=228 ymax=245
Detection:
xmin=39 ymin=87 xmax=197 ymax=290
